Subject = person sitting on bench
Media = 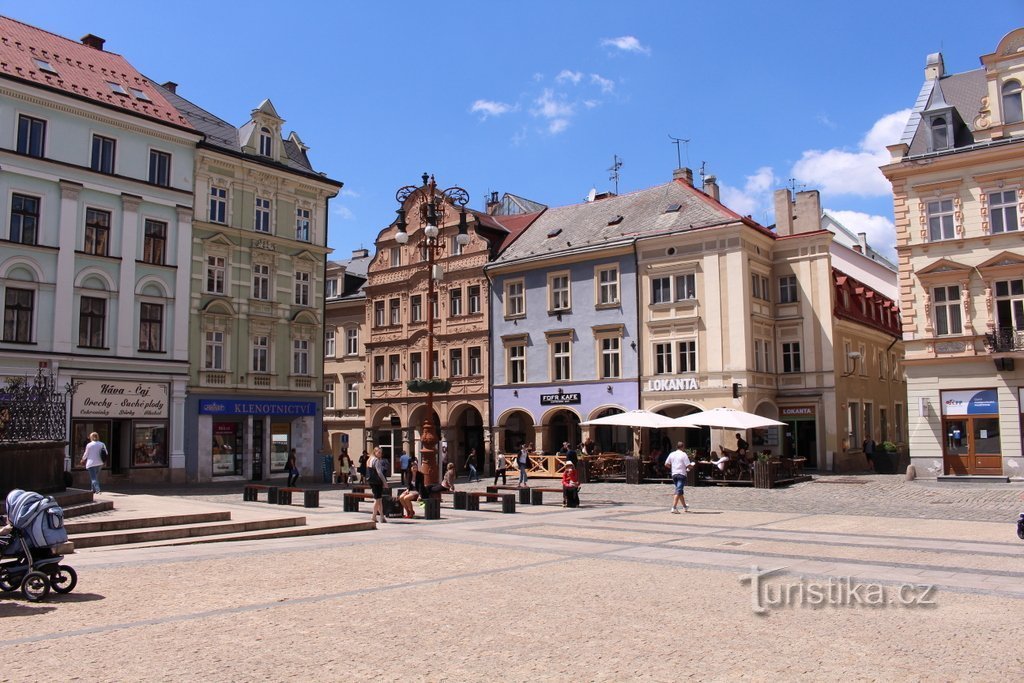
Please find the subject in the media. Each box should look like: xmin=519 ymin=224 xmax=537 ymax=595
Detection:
xmin=427 ymin=462 xmax=457 ymax=496
xmin=399 ymin=461 xmax=426 ymax=518
xmin=562 ymin=460 xmax=580 ymax=508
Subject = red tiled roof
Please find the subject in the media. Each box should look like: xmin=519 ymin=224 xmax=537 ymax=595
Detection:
xmin=473 ymin=210 xmax=544 ymax=254
xmin=0 ymin=16 xmax=192 ymax=130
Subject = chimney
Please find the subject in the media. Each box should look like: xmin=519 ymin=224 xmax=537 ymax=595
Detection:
xmin=857 ymin=232 xmax=868 ymax=254
xmin=486 ymin=191 xmax=501 ymax=215
xmin=161 ymin=81 xmax=178 ymax=94
xmin=773 ymin=189 xmax=794 ymax=236
xmin=81 ymin=34 xmax=105 ymax=51
xmin=792 ymin=189 xmax=822 ymax=234
xmin=673 ymin=167 xmax=693 ymax=186
xmin=352 ymin=248 xmax=369 ymax=259
xmin=925 ymin=52 xmax=945 ymax=81
xmin=703 ymin=175 xmax=720 ymax=201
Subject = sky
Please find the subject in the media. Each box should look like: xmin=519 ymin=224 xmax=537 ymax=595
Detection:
xmin=9 ymin=1 xmax=1024 ymax=261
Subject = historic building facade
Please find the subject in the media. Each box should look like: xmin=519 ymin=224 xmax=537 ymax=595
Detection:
xmin=160 ymin=89 xmax=341 ymax=483
xmin=0 ymin=19 xmax=200 ymax=484
xmin=323 ymin=249 xmax=371 ymax=476
xmin=882 ymin=29 xmax=1024 ymax=477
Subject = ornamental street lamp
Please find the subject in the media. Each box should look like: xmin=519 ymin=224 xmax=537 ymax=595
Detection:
xmin=394 ymin=173 xmax=470 ymax=485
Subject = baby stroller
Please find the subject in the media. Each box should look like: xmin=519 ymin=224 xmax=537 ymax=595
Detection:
xmin=1017 ymin=512 xmax=1024 ymax=541
xmin=0 ymin=489 xmax=76 ymax=602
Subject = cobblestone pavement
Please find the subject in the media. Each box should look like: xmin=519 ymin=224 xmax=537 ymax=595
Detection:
xmin=1 ymin=474 xmax=1022 ymax=681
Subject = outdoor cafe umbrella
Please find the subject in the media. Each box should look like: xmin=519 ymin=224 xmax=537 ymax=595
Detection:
xmin=672 ymin=407 xmax=786 ymax=430
xmin=580 ymin=409 xmax=681 ymax=429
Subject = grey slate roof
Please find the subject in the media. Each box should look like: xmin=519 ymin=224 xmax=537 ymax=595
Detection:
xmin=906 ymin=68 xmax=987 ymax=156
xmin=152 ymin=82 xmax=318 ymax=174
xmin=494 ymin=180 xmax=740 ymax=265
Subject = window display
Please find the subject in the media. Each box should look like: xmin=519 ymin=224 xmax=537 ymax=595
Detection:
xmin=132 ymin=423 xmax=167 ymax=467
xmin=71 ymin=420 xmax=111 ymax=469
xmin=212 ymin=421 xmax=242 ymax=476
xmin=270 ymin=422 xmax=290 ymax=472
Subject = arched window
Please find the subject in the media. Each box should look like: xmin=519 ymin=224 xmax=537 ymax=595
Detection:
xmin=259 ymin=127 xmax=272 ymax=156
xmin=1002 ymin=80 xmax=1023 ymax=124
xmin=931 ymin=116 xmax=949 ymax=150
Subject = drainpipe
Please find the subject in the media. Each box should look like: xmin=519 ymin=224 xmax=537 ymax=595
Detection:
xmin=633 ymin=239 xmax=643 ymax=455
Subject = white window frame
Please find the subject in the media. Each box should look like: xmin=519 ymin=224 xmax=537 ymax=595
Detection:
xmin=779 ymin=275 xmax=798 ymax=303
xmin=324 ymin=381 xmax=335 ymax=409
xmin=508 ymin=345 xmax=526 ymax=384
xmin=782 ymin=342 xmax=801 ymax=373
xmin=254 ymin=196 xmax=271 ymax=233
xmin=927 ymin=198 xmax=955 ymax=242
xmin=677 ymin=339 xmax=697 ymax=373
xmin=296 ymin=207 xmax=311 ymax=242
xmin=374 ymin=301 xmax=385 ymax=327
xmin=551 ymin=339 xmax=571 ymax=381
xmin=325 ymin=329 xmax=336 ymax=358
xmin=346 ymin=327 xmax=359 ymax=356
xmin=450 ymin=348 xmax=463 ymax=376
xmin=549 ymin=272 xmax=571 ymax=312
xmin=346 ymin=382 xmax=358 ymax=409
xmin=989 ymin=189 xmax=1019 ymax=234
xmin=469 ymin=346 xmax=482 ymax=375
xmin=933 ymin=284 xmax=963 ymax=336
xmin=293 ymin=339 xmax=310 ymax=375
xmin=259 ymin=127 xmax=273 ymax=157
xmin=600 ymin=336 xmax=621 ymax=379
xmin=294 ymin=271 xmax=311 ymax=307
xmin=389 ymin=354 xmax=401 ymax=381
xmin=204 ymin=330 xmax=224 ymax=370
xmin=252 ymin=335 xmax=269 ymax=373
xmin=390 ymin=246 xmax=401 ymax=267
xmin=505 ymin=279 xmax=525 ymax=318
xmin=468 ymin=285 xmax=481 ymax=314
xmin=209 ymin=185 xmax=227 ymax=224
xmin=389 ymin=298 xmax=401 ymax=326
xmin=597 ymin=266 xmax=619 ymax=306
xmin=206 ymin=255 xmax=226 ymax=295
xmin=252 ymin=263 xmax=271 ymax=300
xmin=651 ymin=277 xmax=671 ymax=304
xmin=449 ymin=287 xmax=463 ymax=316
xmin=654 ymin=342 xmax=673 ymax=374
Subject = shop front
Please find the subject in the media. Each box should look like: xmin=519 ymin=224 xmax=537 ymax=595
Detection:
xmin=779 ymin=405 xmax=819 ymax=468
xmin=940 ymin=389 xmax=1002 ymax=476
xmin=69 ymin=379 xmax=171 ymax=484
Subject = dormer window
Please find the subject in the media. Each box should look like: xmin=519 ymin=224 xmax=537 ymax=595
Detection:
xmin=930 ymin=116 xmax=950 ymax=151
xmin=1002 ymin=80 xmax=1023 ymax=124
xmin=259 ymin=127 xmax=273 ymax=157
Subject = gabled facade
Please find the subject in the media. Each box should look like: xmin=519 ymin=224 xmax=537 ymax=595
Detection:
xmin=882 ymin=28 xmax=1024 ymax=477
xmin=161 ymin=86 xmax=342 ymax=483
xmin=0 ymin=18 xmax=200 ymax=484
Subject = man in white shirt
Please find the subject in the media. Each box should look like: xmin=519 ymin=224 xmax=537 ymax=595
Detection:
xmin=664 ymin=442 xmax=692 ymax=513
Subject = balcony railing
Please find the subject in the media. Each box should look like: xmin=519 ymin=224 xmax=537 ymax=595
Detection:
xmin=984 ymin=329 xmax=1024 ymax=353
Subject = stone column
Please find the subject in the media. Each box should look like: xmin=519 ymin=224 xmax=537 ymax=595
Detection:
xmin=53 ymin=181 xmax=82 ymax=354
xmin=173 ymin=205 xmax=194 ymax=361
xmin=170 ymin=377 xmax=187 ymax=483
xmin=117 ymin=194 xmax=141 ymax=357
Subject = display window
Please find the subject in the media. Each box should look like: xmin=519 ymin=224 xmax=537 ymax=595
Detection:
xmin=132 ymin=422 xmax=168 ymax=467
xmin=212 ymin=421 xmax=243 ymax=476
xmin=270 ymin=422 xmax=290 ymax=472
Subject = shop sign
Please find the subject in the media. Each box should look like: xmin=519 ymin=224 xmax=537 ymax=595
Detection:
xmin=72 ymin=380 xmax=168 ymax=418
xmin=940 ymin=389 xmax=999 ymax=416
xmin=781 ymin=406 xmax=816 ymax=418
xmin=540 ymin=393 xmax=581 ymax=405
xmin=644 ymin=377 xmax=699 ymax=392
xmin=199 ymin=399 xmax=317 ymax=416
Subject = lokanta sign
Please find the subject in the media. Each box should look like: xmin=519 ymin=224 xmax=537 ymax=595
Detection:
xmin=72 ymin=380 xmax=169 ymax=418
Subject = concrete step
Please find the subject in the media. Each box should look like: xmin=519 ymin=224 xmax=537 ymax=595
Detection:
xmin=66 ymin=511 xmax=231 ymax=535
xmin=54 ymin=489 xmax=98 ymax=507
xmin=86 ymin=520 xmax=377 ymax=551
xmin=937 ymin=475 xmax=1011 ymax=484
xmin=70 ymin=516 xmax=305 ymax=549
xmin=63 ymin=500 xmax=115 ymax=518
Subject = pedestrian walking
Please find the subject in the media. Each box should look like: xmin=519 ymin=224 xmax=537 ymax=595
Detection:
xmin=494 ymin=452 xmax=507 ymax=485
xmin=80 ymin=431 xmax=106 ymax=494
xmin=517 ymin=444 xmax=530 ymax=487
xmin=399 ymin=449 xmax=410 ymax=485
xmin=358 ymin=451 xmax=369 ymax=484
xmin=368 ymin=447 xmax=388 ymax=524
xmin=467 ymin=448 xmax=479 ymax=482
xmin=665 ymin=441 xmax=693 ymax=514
xmin=286 ymin=448 xmax=299 ymax=487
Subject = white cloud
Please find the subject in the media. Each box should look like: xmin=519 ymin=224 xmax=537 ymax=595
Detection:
xmin=531 ymin=89 xmax=575 ymax=134
xmin=791 ymin=109 xmax=911 ymax=197
xmin=816 ymin=114 xmax=837 ymax=129
xmin=602 ymin=35 xmax=651 ymax=55
xmin=548 ymin=119 xmax=570 ymax=134
xmin=340 ymin=188 xmax=360 ymax=198
xmin=470 ymin=99 xmax=513 ymax=119
xmin=332 ymin=204 xmax=355 ymax=220
xmin=826 ymin=208 xmax=897 ymax=259
xmin=590 ymin=73 xmax=615 ymax=93
xmin=556 ymin=70 xmax=583 ymax=85
xmin=719 ymin=166 xmax=777 ymax=219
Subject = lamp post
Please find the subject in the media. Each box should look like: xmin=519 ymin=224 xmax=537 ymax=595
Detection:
xmin=394 ymin=173 xmax=470 ymax=485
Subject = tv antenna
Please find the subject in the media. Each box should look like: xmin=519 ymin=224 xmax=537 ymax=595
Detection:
xmin=668 ymin=134 xmax=690 ymax=168
xmin=788 ymin=177 xmax=807 ymax=195
xmin=608 ymin=154 xmax=623 ymax=194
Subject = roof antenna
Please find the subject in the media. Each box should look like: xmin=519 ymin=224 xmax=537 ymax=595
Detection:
xmin=699 ymin=161 xmax=707 ymax=188
xmin=668 ymin=134 xmax=690 ymax=168
xmin=788 ymin=177 xmax=806 ymax=196
xmin=608 ymin=154 xmax=623 ymax=194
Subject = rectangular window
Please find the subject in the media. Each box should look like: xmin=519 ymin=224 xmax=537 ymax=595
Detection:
xmin=450 ymin=235 xmax=464 ymax=256
xmin=782 ymin=342 xmax=801 ymax=373
xmin=205 ymin=331 xmax=224 ymax=370
xmin=16 ymin=115 xmax=46 ymax=157
xmin=509 ymin=345 xmax=526 ymax=384
xmin=432 ymin=297 xmax=439 ymax=321
xmin=148 ymin=150 xmax=171 ymax=187
xmin=933 ymin=285 xmax=963 ymax=336
xmin=209 ymin=186 xmax=227 ymax=223
xmin=411 ymin=295 xmax=422 ymax=322
xmin=325 ymin=279 xmax=337 ymax=298
xmin=469 ymin=346 xmax=481 ymax=375
xmin=989 ymin=190 xmax=1018 ymax=234
xmin=346 ymin=327 xmax=359 ymax=355
xmin=432 ymin=350 xmax=439 ymax=378
xmin=848 ymin=401 xmax=861 ymax=446
xmin=9 ymin=194 xmax=39 ymax=245
xmin=927 ymin=199 xmax=955 ymax=241
xmin=78 ymin=296 xmax=105 ymax=348
xmin=206 ymin=256 xmax=226 ymax=294
xmin=389 ymin=354 xmax=400 ymax=381
xmin=139 ymin=303 xmax=163 ymax=351
xmin=879 ymin=407 xmax=888 ymax=443
xmin=390 ymin=247 xmax=401 ymax=267
xmin=895 ymin=404 xmax=904 ymax=443
xmin=779 ymin=275 xmax=798 ymax=303
xmin=654 ymin=342 xmax=673 ymax=374
xmin=373 ymin=356 xmax=385 ymax=382
xmin=294 ymin=271 xmax=310 ymax=306
xmin=346 ymin=382 xmax=358 ymax=409
xmin=550 ymin=274 xmax=570 ymax=311
xmin=254 ymin=197 xmax=271 ymax=233
xmin=752 ymin=274 xmax=770 ymax=301
xmin=552 ymin=340 xmax=571 ymax=380
xmin=600 ymin=337 xmax=621 ymax=379
xmin=293 ymin=339 xmax=310 ymax=375
xmin=142 ymin=219 xmax=166 ymax=265
xmin=84 ymin=208 xmax=110 ymax=256
xmin=324 ymin=381 xmax=335 ymax=409
xmin=2 ymin=288 xmax=33 ymax=342
xmin=91 ymin=135 xmax=116 ymax=174
xmin=389 ymin=298 xmax=401 ymax=325
xmin=410 ymin=352 xmax=422 ymax=380
xmin=468 ymin=285 xmax=481 ymax=314
xmin=675 ymin=273 xmax=696 ymax=301
xmin=252 ymin=336 xmax=269 ymax=373
xmin=325 ymin=330 xmax=335 ymax=357
xmin=374 ymin=301 xmax=385 ymax=326
xmin=252 ymin=264 xmax=271 ymax=300
xmin=652 ymin=277 xmax=671 ymax=304
xmin=864 ymin=403 xmax=873 ymax=443
xmin=677 ymin=340 xmax=697 ymax=373
xmin=450 ymin=288 xmax=463 ymax=316
xmin=995 ymin=278 xmax=1024 ymax=335
xmin=450 ymin=348 xmax=463 ymax=376
xmin=598 ymin=267 xmax=619 ymax=305
xmin=296 ymin=208 xmax=310 ymax=241
xmin=878 ymin=351 xmax=886 ymax=379
xmin=506 ymin=280 xmax=525 ymax=317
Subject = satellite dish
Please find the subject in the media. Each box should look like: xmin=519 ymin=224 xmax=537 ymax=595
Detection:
xmin=586 ymin=188 xmax=597 ymax=202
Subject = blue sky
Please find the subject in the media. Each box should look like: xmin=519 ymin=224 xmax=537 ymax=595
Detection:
xmin=10 ymin=2 xmax=1024 ymax=260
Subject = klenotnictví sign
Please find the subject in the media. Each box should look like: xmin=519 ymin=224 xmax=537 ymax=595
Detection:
xmin=199 ymin=400 xmax=317 ymax=416
xmin=72 ymin=380 xmax=169 ymax=418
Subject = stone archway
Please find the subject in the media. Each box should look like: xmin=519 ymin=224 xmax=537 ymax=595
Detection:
xmin=545 ymin=408 xmax=581 ymax=453
xmin=498 ymin=409 xmax=535 ymax=455
xmin=590 ymin=407 xmax=630 ymax=454
xmin=450 ymin=404 xmax=485 ymax=473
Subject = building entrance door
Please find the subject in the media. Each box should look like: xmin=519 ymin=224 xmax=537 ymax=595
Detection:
xmin=782 ymin=419 xmax=817 ymax=468
xmin=942 ymin=416 xmax=1002 ymax=475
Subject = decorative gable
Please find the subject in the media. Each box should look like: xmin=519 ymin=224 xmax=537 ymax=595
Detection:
xmin=915 ymin=257 xmax=972 ymax=283
xmin=240 ymin=99 xmax=285 ymax=162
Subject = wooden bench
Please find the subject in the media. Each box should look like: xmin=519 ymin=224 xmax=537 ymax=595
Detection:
xmin=243 ymin=484 xmax=270 ymax=501
xmin=530 ymin=487 xmax=567 ymax=506
xmin=486 ymin=485 xmax=531 ymax=505
xmin=277 ymin=487 xmax=320 ymax=508
xmin=343 ymin=492 xmax=400 ymax=516
xmin=466 ymin=491 xmax=515 ymax=513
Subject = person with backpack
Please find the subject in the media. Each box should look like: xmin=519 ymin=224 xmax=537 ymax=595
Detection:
xmin=516 ymin=444 xmax=530 ymax=487
xmin=80 ymin=432 xmax=107 ymax=494
xmin=367 ymin=447 xmax=388 ymax=524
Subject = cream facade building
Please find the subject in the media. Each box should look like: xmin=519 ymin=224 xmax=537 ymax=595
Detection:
xmin=882 ymin=29 xmax=1024 ymax=478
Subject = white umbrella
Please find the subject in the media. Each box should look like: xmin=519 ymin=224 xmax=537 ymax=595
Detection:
xmin=581 ymin=409 xmax=683 ymax=429
xmin=673 ymin=407 xmax=785 ymax=430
